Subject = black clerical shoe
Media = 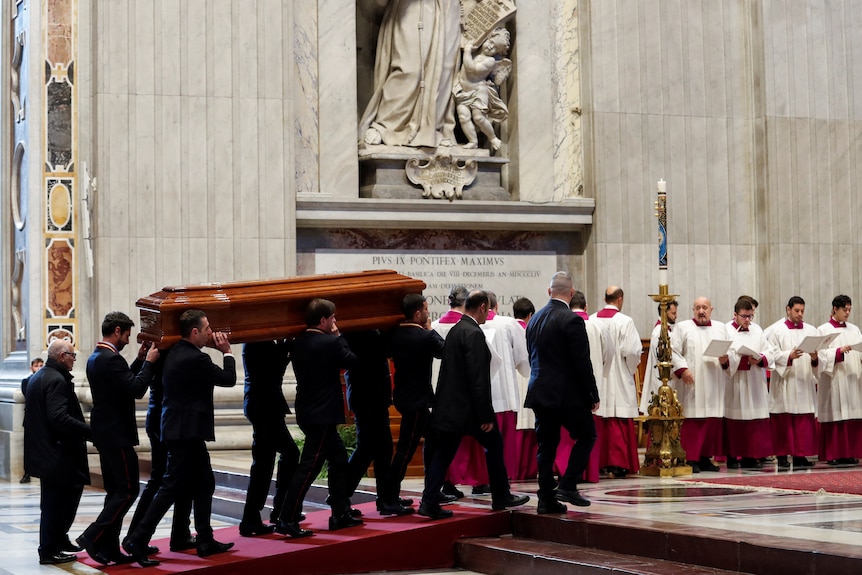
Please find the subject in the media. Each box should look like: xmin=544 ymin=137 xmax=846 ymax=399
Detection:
xmin=239 ymin=522 xmax=277 ymax=537
xmin=777 ymin=456 xmax=791 ymax=470
xmin=274 ymin=520 xmax=313 ymax=538
xmin=793 ymin=456 xmax=814 ymax=467
xmin=329 ymin=512 xmax=363 ymax=531
xmin=471 ymin=484 xmax=491 ymax=495
xmin=122 ymin=537 xmax=158 ymax=555
xmin=555 ymin=488 xmax=591 ymax=507
xmin=39 ymin=552 xmax=77 ymax=565
xmin=169 ymin=535 xmax=197 ymax=551
xmin=122 ymin=539 xmax=160 ymax=567
xmin=537 ymin=499 xmax=568 ymax=514
xmin=698 ymin=457 xmax=720 ymax=472
xmin=65 ymin=536 xmax=85 ymax=553
xmin=377 ymin=500 xmax=416 ymax=516
xmin=399 ymin=497 xmax=414 ymax=506
xmin=740 ymin=457 xmax=763 ymax=469
xmin=19 ymin=473 xmax=31 ymax=483
xmin=726 ymin=458 xmax=740 ymax=469
xmin=685 ymin=460 xmax=701 ymax=473
xmin=441 ymin=481 xmax=465 ymax=499
xmin=491 ymin=493 xmax=530 ymax=511
xmin=196 ymin=539 xmax=234 ymax=558
xmin=417 ymin=501 xmax=454 ymax=520
xmin=439 ymin=491 xmax=458 ymax=504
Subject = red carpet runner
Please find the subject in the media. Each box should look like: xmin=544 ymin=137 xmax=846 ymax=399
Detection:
xmin=684 ymin=469 xmax=862 ymax=496
xmin=81 ymin=501 xmax=511 ymax=574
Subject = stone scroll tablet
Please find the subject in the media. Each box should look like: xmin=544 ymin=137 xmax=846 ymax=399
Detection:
xmin=462 ymin=0 xmax=517 ymax=46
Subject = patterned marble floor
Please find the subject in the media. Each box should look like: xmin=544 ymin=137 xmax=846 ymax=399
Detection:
xmin=4 ymin=452 xmax=862 ymax=574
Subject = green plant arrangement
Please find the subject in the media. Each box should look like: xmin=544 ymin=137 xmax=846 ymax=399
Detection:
xmin=295 ymin=424 xmax=358 ymax=480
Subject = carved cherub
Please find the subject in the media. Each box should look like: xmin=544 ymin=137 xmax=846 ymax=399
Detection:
xmin=453 ymin=28 xmax=512 ymax=151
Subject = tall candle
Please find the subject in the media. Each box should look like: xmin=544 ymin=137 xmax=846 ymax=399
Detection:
xmin=657 ymin=179 xmax=668 ymax=285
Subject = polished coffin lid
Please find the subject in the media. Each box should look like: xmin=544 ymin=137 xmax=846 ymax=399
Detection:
xmin=136 ymin=270 xmax=426 ymax=348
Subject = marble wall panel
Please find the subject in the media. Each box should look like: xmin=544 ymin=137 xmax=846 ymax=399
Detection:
xmin=209 ymin=97 xmax=234 ymax=237
xmin=184 ymin=0 xmax=207 ymax=97
xmin=159 ymin=0 xmax=181 ymax=95
xmin=212 ymin=0 xmax=233 ymax=98
xmin=292 ymin=3 xmax=319 ymax=196
xmin=552 ymin=0 xmax=582 ymax=200
xmin=237 ymin=98 xmax=261 ymax=239
xmin=134 ymin=95 xmax=156 ymax=239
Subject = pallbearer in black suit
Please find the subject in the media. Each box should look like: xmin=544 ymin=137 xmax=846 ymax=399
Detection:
xmin=275 ymin=299 xmax=360 ymax=538
xmin=343 ymin=328 xmax=413 ymax=516
xmin=418 ymin=290 xmax=530 ymax=519
xmin=239 ymin=339 xmax=300 ymax=536
xmin=123 ymin=310 xmax=237 ymax=567
xmin=526 ymin=272 xmax=600 ymax=513
xmin=384 ymin=294 xmax=444 ymax=509
xmin=78 ymin=312 xmax=159 ymax=565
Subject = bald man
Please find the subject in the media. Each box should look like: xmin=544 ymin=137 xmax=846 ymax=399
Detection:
xmin=589 ymin=286 xmax=642 ymax=478
xmin=670 ymin=297 xmax=728 ymax=472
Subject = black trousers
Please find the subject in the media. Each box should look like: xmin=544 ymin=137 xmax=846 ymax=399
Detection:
xmin=82 ymin=445 xmax=139 ymax=552
xmin=242 ymin=415 xmax=300 ymax=524
xmin=421 ymin=423 xmax=510 ymax=506
xmin=533 ymin=406 xmax=596 ymax=500
xmin=126 ymin=438 xmax=216 ymax=546
xmin=384 ymin=407 xmax=429 ymax=502
xmin=39 ymin=480 xmax=83 ymax=558
xmin=126 ymin=432 xmax=192 ymax=543
xmin=346 ymin=406 xmax=393 ymax=499
xmin=277 ymin=423 xmax=349 ymax=522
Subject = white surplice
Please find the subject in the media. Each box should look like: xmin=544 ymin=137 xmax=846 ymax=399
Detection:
xmin=670 ymin=319 xmax=727 ymax=418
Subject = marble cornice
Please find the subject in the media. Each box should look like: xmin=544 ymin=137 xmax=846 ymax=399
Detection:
xmin=295 ymin=197 xmax=594 ymax=232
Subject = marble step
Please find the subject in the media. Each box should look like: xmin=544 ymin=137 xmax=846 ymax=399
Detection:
xmin=456 ymin=535 xmax=747 ymax=575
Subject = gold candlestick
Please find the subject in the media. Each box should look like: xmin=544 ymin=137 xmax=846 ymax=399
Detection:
xmin=639 ymin=284 xmax=692 ymax=477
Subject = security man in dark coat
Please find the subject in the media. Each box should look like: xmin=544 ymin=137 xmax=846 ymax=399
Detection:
xmin=239 ymin=339 xmax=300 ymax=535
xmin=526 ymin=271 xmax=599 ymax=512
xmin=77 ymin=312 xmax=159 ymax=565
xmin=418 ymin=290 xmax=530 ymax=519
xmin=123 ymin=309 xmax=237 ymax=567
xmin=24 ymin=339 xmax=90 ymax=565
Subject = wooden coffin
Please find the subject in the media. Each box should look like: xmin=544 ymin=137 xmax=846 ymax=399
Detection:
xmin=136 ymin=270 xmax=426 ymax=348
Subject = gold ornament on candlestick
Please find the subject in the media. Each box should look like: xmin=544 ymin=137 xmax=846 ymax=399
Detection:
xmin=640 ymin=180 xmax=691 ymax=477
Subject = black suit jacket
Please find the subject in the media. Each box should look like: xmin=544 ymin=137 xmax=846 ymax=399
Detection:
xmin=292 ymin=329 xmax=357 ymax=427
xmin=160 ymin=339 xmax=237 ymax=442
xmin=242 ymin=339 xmax=291 ymax=421
xmin=23 ymin=358 xmax=91 ymax=485
xmin=525 ymin=298 xmax=598 ymax=410
xmin=388 ymin=323 xmax=445 ymax=413
xmin=432 ymin=315 xmax=494 ymax=434
xmin=86 ymin=344 xmax=155 ymax=448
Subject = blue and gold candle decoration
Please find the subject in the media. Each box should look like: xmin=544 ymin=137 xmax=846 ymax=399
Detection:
xmin=657 ymin=179 xmax=667 ymax=285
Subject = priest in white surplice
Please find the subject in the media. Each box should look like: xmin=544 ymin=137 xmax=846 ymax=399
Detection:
xmin=670 ymin=297 xmax=727 ymax=473
xmin=722 ymin=298 xmax=775 ymax=469
xmin=589 ymin=286 xmax=641 ymax=477
xmin=640 ymin=300 xmax=678 ymax=415
xmin=815 ymin=294 xmax=862 ymax=465
xmin=763 ymin=296 xmax=819 ymax=469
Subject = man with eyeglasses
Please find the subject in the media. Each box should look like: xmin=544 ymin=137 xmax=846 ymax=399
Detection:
xmin=24 ymin=339 xmax=91 ymax=565
xmin=722 ymin=297 xmax=775 ymax=469
xmin=815 ymin=295 xmax=862 ymax=466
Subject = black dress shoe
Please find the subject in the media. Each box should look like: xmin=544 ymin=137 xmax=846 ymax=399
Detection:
xmin=740 ymin=457 xmax=763 ymax=469
xmin=239 ymin=522 xmax=277 ymax=537
xmin=329 ymin=512 xmax=363 ymax=531
xmin=726 ymin=458 xmax=740 ymax=469
xmin=348 ymin=507 xmax=362 ymax=517
xmin=399 ymin=497 xmax=414 ymax=506
xmin=491 ymin=493 xmax=530 ymax=511
xmin=274 ymin=520 xmax=313 ymax=538
xmin=122 ymin=539 xmax=161 ymax=567
xmin=439 ymin=491 xmax=458 ymax=504
xmin=19 ymin=474 xmax=31 ymax=483
xmin=441 ymin=481 xmax=465 ymax=499
xmin=698 ymin=457 xmax=720 ymax=472
xmin=777 ymin=456 xmax=790 ymax=469
xmin=377 ymin=501 xmax=416 ymax=516
xmin=104 ymin=550 xmax=135 ymax=564
xmin=685 ymin=460 xmax=701 ymax=473
xmin=471 ymin=484 xmax=491 ymax=495
xmin=123 ymin=537 xmax=158 ymax=555
xmin=85 ymin=547 xmax=115 ymax=566
xmin=196 ymin=539 xmax=234 ymax=558
xmin=67 ymin=536 xmax=85 ymax=553
xmin=169 ymin=535 xmax=197 ymax=552
xmin=417 ymin=501 xmax=454 ymax=520
xmin=555 ymin=488 xmax=590 ymax=507
xmin=793 ymin=456 xmax=814 ymax=467
xmin=39 ymin=552 xmax=77 ymax=565
xmin=537 ymin=499 xmax=568 ymax=514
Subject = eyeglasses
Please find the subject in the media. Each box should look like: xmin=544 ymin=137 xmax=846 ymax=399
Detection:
xmin=737 ymin=314 xmax=754 ymax=320
xmin=62 ymin=351 xmax=77 ymax=358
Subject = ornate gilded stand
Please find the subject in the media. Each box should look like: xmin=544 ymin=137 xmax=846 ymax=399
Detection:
xmin=639 ymin=285 xmax=692 ymax=477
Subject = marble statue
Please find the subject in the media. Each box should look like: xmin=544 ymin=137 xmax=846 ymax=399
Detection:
xmin=358 ymin=0 xmax=462 ymax=149
xmin=453 ymin=28 xmax=511 ymax=151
